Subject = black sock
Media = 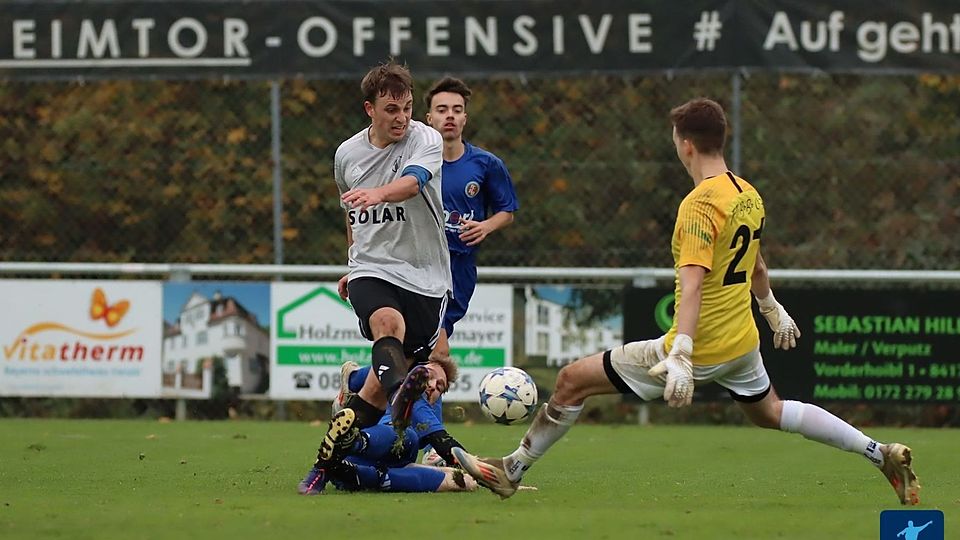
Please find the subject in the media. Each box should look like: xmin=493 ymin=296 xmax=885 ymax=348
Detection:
xmin=343 ymin=394 xmax=384 ymax=429
xmin=371 ymin=336 xmax=407 ymax=396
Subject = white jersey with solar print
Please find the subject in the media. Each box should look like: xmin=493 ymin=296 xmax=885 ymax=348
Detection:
xmin=334 ymin=120 xmax=452 ymax=298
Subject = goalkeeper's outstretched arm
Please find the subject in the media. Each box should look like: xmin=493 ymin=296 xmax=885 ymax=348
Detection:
xmin=751 ymin=251 xmax=771 ymax=299
xmin=750 ymin=251 xmax=801 ymax=350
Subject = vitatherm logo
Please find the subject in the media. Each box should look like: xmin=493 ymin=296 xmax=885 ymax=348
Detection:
xmin=3 ymin=288 xmax=144 ymax=363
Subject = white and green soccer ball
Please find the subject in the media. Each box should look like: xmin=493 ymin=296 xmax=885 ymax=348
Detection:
xmin=478 ymin=367 xmax=538 ymax=425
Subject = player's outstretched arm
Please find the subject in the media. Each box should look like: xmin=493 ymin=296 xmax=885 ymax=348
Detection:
xmin=420 ymin=429 xmax=466 ymax=467
xmin=751 ymin=252 xmax=801 ymax=350
xmin=648 ymin=264 xmax=702 ymax=408
xmin=341 ymin=176 xmax=421 ymax=211
xmin=459 ymin=210 xmax=515 ymax=246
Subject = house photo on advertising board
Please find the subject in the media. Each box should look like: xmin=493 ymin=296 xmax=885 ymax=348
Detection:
xmin=162 ymin=283 xmax=270 ymax=398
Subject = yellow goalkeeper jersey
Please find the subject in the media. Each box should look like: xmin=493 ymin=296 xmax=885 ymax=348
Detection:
xmin=664 ymin=172 xmax=763 ymax=365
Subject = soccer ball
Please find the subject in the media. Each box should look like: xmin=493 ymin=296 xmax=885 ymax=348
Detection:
xmin=478 ymin=367 xmax=538 ymax=425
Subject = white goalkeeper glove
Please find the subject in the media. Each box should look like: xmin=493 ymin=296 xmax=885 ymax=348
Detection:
xmin=647 ymin=334 xmax=694 ymax=408
xmin=756 ymin=291 xmax=801 ymax=350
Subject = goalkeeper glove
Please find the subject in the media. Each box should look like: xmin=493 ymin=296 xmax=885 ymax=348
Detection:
xmin=647 ymin=334 xmax=694 ymax=408
xmin=756 ymin=291 xmax=801 ymax=350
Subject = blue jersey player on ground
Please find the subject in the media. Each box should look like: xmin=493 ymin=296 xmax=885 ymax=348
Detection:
xmin=300 ymin=358 xmax=476 ymax=494
xmin=424 ymin=77 xmax=520 ymax=362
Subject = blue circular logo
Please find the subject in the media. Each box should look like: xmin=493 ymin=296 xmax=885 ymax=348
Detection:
xmin=465 ymin=181 xmax=480 ymax=198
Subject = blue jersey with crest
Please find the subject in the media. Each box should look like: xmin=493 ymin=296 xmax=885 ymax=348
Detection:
xmin=442 ymin=142 xmax=519 ymax=255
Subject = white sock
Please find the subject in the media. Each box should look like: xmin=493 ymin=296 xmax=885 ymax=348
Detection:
xmin=504 ymin=401 xmax=583 ymax=482
xmin=779 ymin=400 xmax=884 ymax=467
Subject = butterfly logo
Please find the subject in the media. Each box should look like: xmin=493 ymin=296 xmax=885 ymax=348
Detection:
xmin=90 ymin=288 xmax=130 ymax=327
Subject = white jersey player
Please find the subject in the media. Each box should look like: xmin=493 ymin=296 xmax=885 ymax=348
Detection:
xmin=300 ymin=61 xmax=453 ymax=496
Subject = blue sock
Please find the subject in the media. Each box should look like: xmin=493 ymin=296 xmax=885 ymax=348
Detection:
xmin=348 ymin=463 xmax=384 ymax=490
xmin=349 ymin=366 xmax=370 ymax=393
xmin=380 ymin=467 xmax=446 ymax=492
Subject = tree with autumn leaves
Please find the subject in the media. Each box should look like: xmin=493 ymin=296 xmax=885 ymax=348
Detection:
xmin=1 ymin=74 xmax=957 ymax=270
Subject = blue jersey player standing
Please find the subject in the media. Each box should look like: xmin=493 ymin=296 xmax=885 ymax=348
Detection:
xmin=424 ymin=77 xmax=520 ymax=362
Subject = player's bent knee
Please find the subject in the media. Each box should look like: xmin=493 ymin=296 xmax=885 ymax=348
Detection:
xmin=751 ymin=413 xmax=781 ymax=430
xmin=554 ymin=363 xmax=588 ymax=403
xmin=740 ymin=400 xmax=782 ymax=430
xmin=369 ymin=308 xmax=404 ymax=338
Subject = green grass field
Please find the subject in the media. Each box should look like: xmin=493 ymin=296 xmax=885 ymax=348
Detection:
xmin=0 ymin=419 xmax=956 ymax=540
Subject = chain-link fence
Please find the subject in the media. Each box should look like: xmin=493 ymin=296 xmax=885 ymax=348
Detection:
xmin=2 ymin=73 xmax=958 ymax=269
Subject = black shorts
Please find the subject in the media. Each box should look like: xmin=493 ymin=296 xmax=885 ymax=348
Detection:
xmin=348 ymin=277 xmax=447 ymax=359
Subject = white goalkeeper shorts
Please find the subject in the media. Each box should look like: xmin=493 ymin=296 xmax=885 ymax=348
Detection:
xmin=605 ymin=336 xmax=771 ymax=402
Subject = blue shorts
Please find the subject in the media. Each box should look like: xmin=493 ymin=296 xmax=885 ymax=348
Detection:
xmin=444 ymin=251 xmax=477 ymax=336
xmin=347 ymin=425 xmax=420 ymax=468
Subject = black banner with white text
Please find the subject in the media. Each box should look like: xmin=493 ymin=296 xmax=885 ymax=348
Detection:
xmin=623 ymin=287 xmax=960 ymax=404
xmin=1 ymin=0 xmax=959 ymax=80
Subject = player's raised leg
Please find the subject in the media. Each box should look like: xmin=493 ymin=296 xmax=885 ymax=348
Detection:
xmin=457 ymin=339 xmax=664 ymax=499
xmin=388 ymin=291 xmax=446 ymax=433
xmin=336 ymin=279 xmax=418 ymax=429
xmin=359 ymin=306 xmax=411 ymax=410
xmin=456 ymin=349 xmax=626 ymax=498
xmin=737 ymin=385 xmax=920 ymax=505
